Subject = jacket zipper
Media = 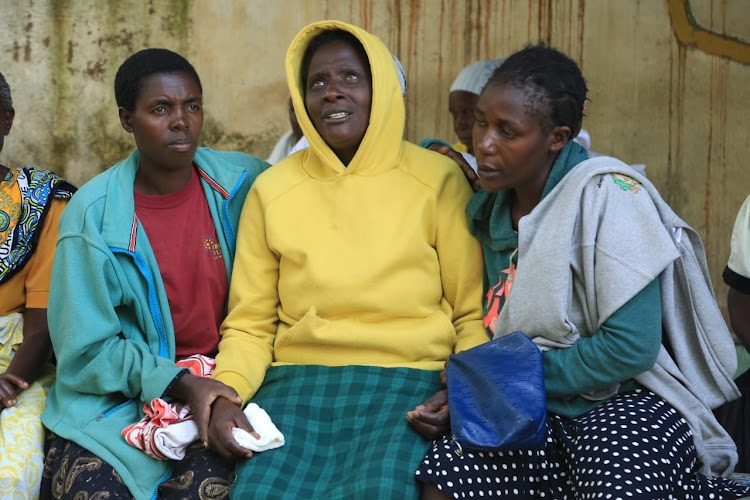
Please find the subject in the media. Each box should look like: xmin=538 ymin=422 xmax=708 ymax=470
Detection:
xmin=110 ymin=248 xmax=169 ymax=358
xmin=96 ymin=399 xmax=134 ymax=421
xmin=221 ymin=170 xmax=247 ymax=252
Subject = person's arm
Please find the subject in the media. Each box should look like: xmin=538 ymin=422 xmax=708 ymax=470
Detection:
xmin=212 ymin=186 xmax=278 ymax=402
xmin=727 ymin=286 xmax=750 ymax=351
xmin=437 ymin=146 xmax=480 ymax=193
xmin=433 ymin=163 xmax=488 ymax=353
xmin=543 ymin=278 xmax=662 ymax=397
xmin=0 ymin=199 xmax=62 ymax=407
xmin=165 ymin=370 xmax=243 ymax=449
xmin=407 ymin=366 xmax=450 ymax=439
xmin=418 ymin=139 xmax=480 ymax=193
xmin=407 ymin=163 xmax=487 ymax=439
xmin=48 ymin=228 xmax=183 ymax=405
xmin=724 ymin=196 xmax=750 ymax=350
xmin=210 ymin=185 xmax=279 ymax=458
xmin=0 ymin=309 xmax=52 ymax=407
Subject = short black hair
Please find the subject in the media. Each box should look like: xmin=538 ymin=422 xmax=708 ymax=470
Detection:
xmin=114 ymin=48 xmax=202 ymax=111
xmin=487 ymin=43 xmax=588 ymax=137
xmin=300 ymin=30 xmax=369 ymax=92
xmin=0 ymin=71 xmax=12 ymax=114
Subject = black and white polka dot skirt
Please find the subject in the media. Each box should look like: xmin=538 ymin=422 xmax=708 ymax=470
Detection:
xmin=416 ymin=389 xmax=750 ymax=499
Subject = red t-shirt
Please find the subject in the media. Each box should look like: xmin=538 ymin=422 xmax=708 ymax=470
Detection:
xmin=134 ymin=166 xmax=227 ymax=359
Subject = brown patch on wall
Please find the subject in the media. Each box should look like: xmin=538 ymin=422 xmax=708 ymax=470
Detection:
xmin=202 ymin=117 xmax=278 ymax=159
xmin=96 ymin=30 xmax=137 ymax=54
xmin=88 ymin=106 xmax=134 ymax=175
xmin=11 ymin=40 xmax=21 ymax=62
xmin=67 ymin=40 xmax=75 ymax=64
xmin=84 ymin=58 xmax=108 ymax=81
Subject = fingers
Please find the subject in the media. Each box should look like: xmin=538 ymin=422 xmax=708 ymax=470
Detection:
xmin=193 ymin=400 xmax=211 ymax=447
xmin=0 ymin=373 xmax=29 ymax=390
xmin=439 ymin=146 xmax=480 ymax=192
xmin=0 ymin=374 xmax=28 ymax=408
xmin=188 ymin=379 xmax=244 ymax=445
xmin=0 ymin=382 xmax=16 ymax=408
xmin=210 ymin=421 xmax=254 ymax=460
xmin=412 ymin=405 xmax=449 ymax=426
xmin=408 ymin=406 xmax=451 ymax=441
xmin=418 ymin=389 xmax=448 ymax=413
xmin=207 ymin=398 xmax=255 ymax=460
xmin=217 ymin=384 xmax=243 ymax=407
xmin=407 ymin=390 xmax=451 ymax=441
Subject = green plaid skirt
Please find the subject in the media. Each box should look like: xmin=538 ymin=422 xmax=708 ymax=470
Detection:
xmin=230 ymin=364 xmax=442 ymax=500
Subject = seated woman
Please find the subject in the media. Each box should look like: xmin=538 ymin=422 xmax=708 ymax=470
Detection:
xmin=40 ymin=49 xmax=268 ymax=499
xmin=0 ymin=71 xmax=75 ymax=498
xmin=416 ymin=44 xmax=750 ymax=499
xmin=714 ymin=194 xmax=750 ymax=473
xmin=206 ymin=20 xmax=488 ymax=499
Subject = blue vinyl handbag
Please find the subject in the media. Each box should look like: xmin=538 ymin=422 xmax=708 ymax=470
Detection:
xmin=447 ymin=331 xmax=547 ymax=455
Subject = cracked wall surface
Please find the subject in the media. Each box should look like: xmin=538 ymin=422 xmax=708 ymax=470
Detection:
xmin=1 ymin=0 xmax=748 ymax=317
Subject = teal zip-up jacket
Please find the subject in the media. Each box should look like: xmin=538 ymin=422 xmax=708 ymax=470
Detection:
xmin=42 ymin=148 xmax=267 ymax=500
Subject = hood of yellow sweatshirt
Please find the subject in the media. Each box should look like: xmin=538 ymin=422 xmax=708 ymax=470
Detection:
xmin=286 ymin=20 xmax=405 ymax=180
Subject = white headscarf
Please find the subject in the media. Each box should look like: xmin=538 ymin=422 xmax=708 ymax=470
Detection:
xmin=449 ymin=58 xmax=504 ymax=95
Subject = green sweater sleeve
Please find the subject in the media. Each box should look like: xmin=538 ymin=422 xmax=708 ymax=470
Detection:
xmin=543 ymin=278 xmax=662 ymax=401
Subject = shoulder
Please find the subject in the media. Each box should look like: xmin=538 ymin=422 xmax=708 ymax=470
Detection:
xmin=66 ymin=167 xmax=116 ymax=207
xmin=585 ymin=171 xmax=647 ymax=198
xmin=195 ymin=148 xmax=269 ymax=180
xmin=727 ymin=194 xmax=750 ymax=279
xmin=57 ymin=167 xmax=120 ymax=235
xmin=571 ymin=159 xmax=657 ymax=211
xmin=398 ymin=141 xmax=471 ymax=192
xmin=16 ymin=166 xmax=75 ymax=196
xmin=249 ymin=154 xmax=311 ymax=204
xmin=732 ymin=195 xmax=750 ymax=237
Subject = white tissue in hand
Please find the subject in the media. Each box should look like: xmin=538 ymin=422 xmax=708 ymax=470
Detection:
xmin=231 ymin=403 xmax=285 ymax=452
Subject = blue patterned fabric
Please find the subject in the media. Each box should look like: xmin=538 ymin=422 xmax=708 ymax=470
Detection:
xmin=0 ymin=167 xmax=75 ymax=284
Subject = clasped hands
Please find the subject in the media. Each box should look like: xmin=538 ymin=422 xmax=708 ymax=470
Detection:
xmin=407 ymin=369 xmax=451 ymax=440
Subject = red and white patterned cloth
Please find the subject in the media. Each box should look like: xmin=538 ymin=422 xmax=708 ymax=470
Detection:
xmin=122 ymin=355 xmax=215 ymax=460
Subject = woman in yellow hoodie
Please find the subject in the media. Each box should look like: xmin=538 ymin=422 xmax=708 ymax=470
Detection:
xmin=207 ymin=21 xmax=488 ymax=498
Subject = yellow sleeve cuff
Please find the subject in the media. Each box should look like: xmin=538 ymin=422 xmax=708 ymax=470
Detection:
xmin=213 ymin=371 xmax=256 ymax=404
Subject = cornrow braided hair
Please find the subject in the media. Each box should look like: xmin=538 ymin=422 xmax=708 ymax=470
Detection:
xmin=487 ymin=43 xmax=588 ymax=138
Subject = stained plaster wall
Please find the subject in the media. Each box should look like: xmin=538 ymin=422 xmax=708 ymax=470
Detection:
xmin=1 ymin=0 xmax=749 ymax=318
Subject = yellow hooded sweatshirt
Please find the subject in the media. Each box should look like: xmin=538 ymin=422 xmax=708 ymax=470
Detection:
xmin=214 ymin=20 xmax=487 ymax=402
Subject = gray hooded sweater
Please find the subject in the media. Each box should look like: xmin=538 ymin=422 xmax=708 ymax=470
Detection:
xmin=495 ymin=156 xmax=740 ymax=477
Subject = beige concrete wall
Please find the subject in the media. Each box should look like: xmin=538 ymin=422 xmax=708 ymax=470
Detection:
xmin=2 ymin=0 xmax=749 ymax=316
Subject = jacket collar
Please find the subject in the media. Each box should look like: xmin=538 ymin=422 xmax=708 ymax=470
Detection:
xmin=466 ymin=141 xmax=589 ymax=252
xmin=102 ymin=148 xmax=244 ymax=251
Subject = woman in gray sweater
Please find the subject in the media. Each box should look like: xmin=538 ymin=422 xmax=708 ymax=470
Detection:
xmin=413 ymin=44 xmax=750 ymax=499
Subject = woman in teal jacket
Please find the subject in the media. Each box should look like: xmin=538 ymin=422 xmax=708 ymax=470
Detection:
xmin=40 ymin=49 xmax=267 ymax=500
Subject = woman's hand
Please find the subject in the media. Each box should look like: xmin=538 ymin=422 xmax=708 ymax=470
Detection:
xmin=0 ymin=373 xmax=29 ymax=407
xmin=166 ymin=373 xmax=242 ymax=448
xmin=438 ymin=146 xmax=480 ymax=193
xmin=1 ymin=308 xmax=53 ymax=407
xmin=207 ymin=396 xmax=258 ymax=460
xmin=407 ymin=389 xmax=450 ymax=440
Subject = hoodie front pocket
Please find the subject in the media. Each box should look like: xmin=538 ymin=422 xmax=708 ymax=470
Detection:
xmin=275 ymin=306 xmax=330 ymax=353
